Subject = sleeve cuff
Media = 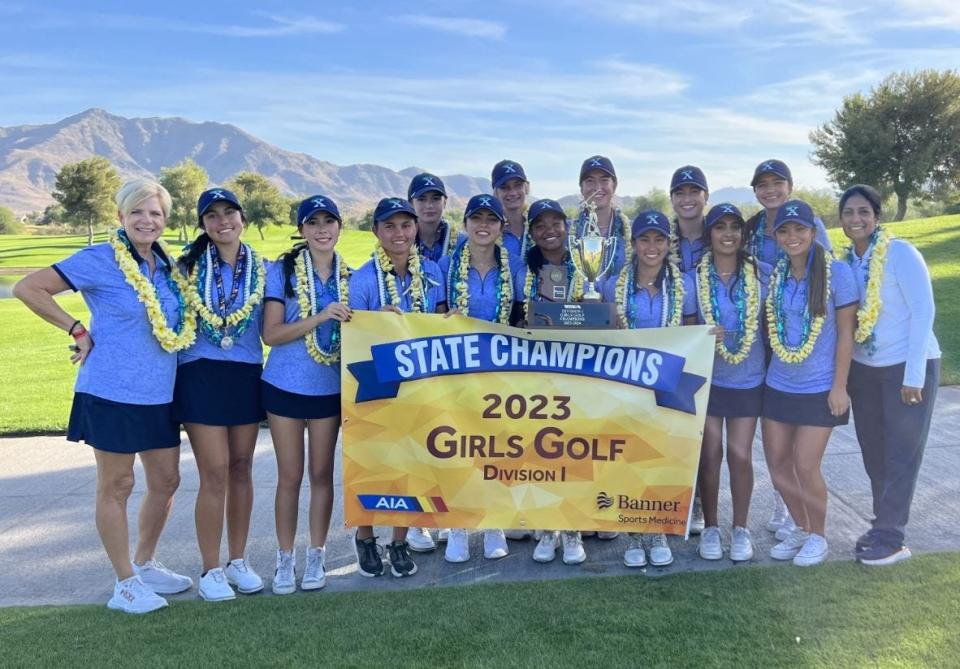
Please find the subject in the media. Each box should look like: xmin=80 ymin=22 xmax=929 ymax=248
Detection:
xmin=51 ymin=264 xmax=78 ymax=292
xmin=836 ymin=300 xmax=859 ymax=310
xmin=264 ymin=296 xmax=284 ymax=304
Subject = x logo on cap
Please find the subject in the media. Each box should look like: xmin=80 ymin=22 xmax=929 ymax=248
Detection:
xmin=422 ymin=177 xmax=435 ymax=186
xmin=721 ymin=205 xmax=735 ymax=214
xmin=761 ymin=162 xmax=775 ymax=172
xmin=503 ymin=164 xmax=516 ymax=173
xmin=646 ymin=214 xmax=660 ymax=225
xmin=210 ymin=189 xmax=226 ymax=199
xmin=390 ymin=199 xmax=403 ymax=209
xmin=590 ymin=159 xmax=603 ymax=167
xmin=479 ymin=197 xmax=493 ymax=207
xmin=681 ymin=170 xmax=694 ymax=180
xmin=311 ymin=198 xmax=327 ymax=208
xmin=786 ymin=205 xmax=799 ymax=217
xmin=535 ymin=201 xmax=548 ymax=211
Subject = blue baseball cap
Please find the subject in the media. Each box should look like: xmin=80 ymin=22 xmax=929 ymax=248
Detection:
xmin=407 ymin=172 xmax=447 ymax=200
xmin=705 ymin=203 xmax=744 ymax=229
xmin=579 ymin=155 xmax=616 ymax=183
xmin=631 ymin=210 xmax=671 ymax=238
xmin=464 ymin=194 xmax=505 ymax=222
xmin=772 ymin=199 xmax=816 ymax=231
xmin=491 ymin=160 xmax=527 ymax=190
xmin=527 ymin=199 xmax=567 ymax=225
xmin=297 ymin=195 xmax=341 ymax=226
xmin=751 ymin=159 xmax=793 ymax=187
xmin=373 ymin=197 xmax=418 ymax=224
xmin=670 ymin=165 xmax=708 ymax=193
xmin=197 ymin=188 xmax=242 ymax=224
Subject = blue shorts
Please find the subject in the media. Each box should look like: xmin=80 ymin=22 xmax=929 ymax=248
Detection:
xmin=68 ymin=392 xmax=181 ymax=453
xmin=174 ymin=358 xmax=265 ymax=426
xmin=762 ymin=385 xmax=849 ymax=428
xmin=261 ymin=381 xmax=340 ymax=420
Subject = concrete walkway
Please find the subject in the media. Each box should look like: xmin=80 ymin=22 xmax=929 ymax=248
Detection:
xmin=1 ymin=387 xmax=958 ymax=608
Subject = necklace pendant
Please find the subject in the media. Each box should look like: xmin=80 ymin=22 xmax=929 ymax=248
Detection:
xmin=220 ymin=335 xmax=234 ymax=350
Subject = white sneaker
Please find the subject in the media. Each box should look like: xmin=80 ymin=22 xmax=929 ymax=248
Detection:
xmin=698 ymin=527 xmax=723 ymax=560
xmin=766 ymin=491 xmax=788 ymax=532
xmin=301 ymin=546 xmax=326 ymax=590
xmin=689 ymin=496 xmax=705 ymax=535
xmin=623 ymin=533 xmax=647 ymax=568
xmin=107 ymin=575 xmax=168 ymax=614
xmin=730 ymin=526 xmax=754 ymax=562
xmin=272 ymin=549 xmax=296 ymax=595
xmin=793 ymin=533 xmax=828 ymax=566
xmin=770 ymin=529 xmax=810 ymax=560
xmin=132 ymin=559 xmax=193 ymax=594
xmin=445 ymin=529 xmax=470 ymax=563
xmin=648 ymin=533 xmax=674 ymax=566
xmin=533 ymin=531 xmax=560 ymax=563
xmin=775 ymin=514 xmax=798 ymax=542
xmin=224 ymin=558 xmax=263 ymax=594
xmin=437 ymin=528 xmax=450 ymax=543
xmin=199 ymin=567 xmax=236 ymax=602
xmin=483 ymin=529 xmax=509 ymax=559
xmin=406 ymin=527 xmax=436 ymax=553
xmin=561 ymin=531 xmax=586 ymax=565
xmin=504 ymin=529 xmax=532 ymax=540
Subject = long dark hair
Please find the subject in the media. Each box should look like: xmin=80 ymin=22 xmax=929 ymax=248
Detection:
xmin=807 ymin=243 xmax=828 ymax=318
xmin=277 ymin=241 xmax=310 ymax=298
xmin=178 ymin=232 xmax=212 ymax=274
xmin=839 ymin=184 xmax=882 ymax=219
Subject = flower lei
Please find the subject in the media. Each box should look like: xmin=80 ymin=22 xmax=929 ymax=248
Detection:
xmin=185 ymin=242 xmax=265 ymax=347
xmin=419 ymin=219 xmax=458 ymax=262
xmin=615 ymin=260 xmax=684 ymax=329
xmin=522 ymin=254 xmax=584 ymax=321
xmin=696 ymin=252 xmax=761 ymax=365
xmin=766 ymin=255 xmax=832 ymax=364
xmin=109 ymin=229 xmax=196 ymax=353
xmin=294 ymin=247 xmax=350 ymax=365
xmin=375 ymin=243 xmax=427 ymax=312
xmin=844 ymin=227 xmax=892 ymax=354
xmin=448 ymin=242 xmax=513 ymax=324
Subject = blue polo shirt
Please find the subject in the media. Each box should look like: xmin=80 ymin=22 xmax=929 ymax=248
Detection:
xmin=678 ymin=236 xmax=706 ymax=273
xmin=749 ymin=212 xmax=833 ymax=264
xmin=600 ymin=269 xmax=697 ymax=328
xmin=573 ymin=208 xmax=628 ymax=281
xmin=348 ymin=257 xmax=446 ymax=313
xmin=179 ymin=250 xmax=264 ymax=366
xmin=766 ymin=259 xmax=858 ymax=393
xmin=53 ymin=243 xmax=182 ymax=405
xmin=438 ymin=253 xmax=510 ymax=322
xmin=261 ymin=261 xmax=341 ymax=396
xmin=691 ymin=262 xmax=772 ymax=389
xmin=418 ymin=219 xmax=456 ymax=263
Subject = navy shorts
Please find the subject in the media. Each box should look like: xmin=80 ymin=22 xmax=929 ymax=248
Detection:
xmin=707 ymin=384 xmax=763 ymax=419
xmin=261 ymin=381 xmax=341 ymax=420
xmin=67 ymin=392 xmax=181 ymax=453
xmin=174 ymin=358 xmax=265 ymax=426
xmin=762 ymin=385 xmax=849 ymax=428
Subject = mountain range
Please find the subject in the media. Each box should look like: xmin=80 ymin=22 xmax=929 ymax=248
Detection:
xmin=0 ymin=108 xmax=758 ymax=216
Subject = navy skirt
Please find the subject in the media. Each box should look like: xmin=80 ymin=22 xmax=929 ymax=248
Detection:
xmin=707 ymin=384 xmax=763 ymax=419
xmin=68 ymin=392 xmax=181 ymax=454
xmin=261 ymin=381 xmax=341 ymax=420
xmin=174 ymin=358 xmax=265 ymax=426
xmin=762 ymin=385 xmax=849 ymax=427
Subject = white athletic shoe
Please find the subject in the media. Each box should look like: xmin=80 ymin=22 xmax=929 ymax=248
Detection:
xmin=301 ymin=546 xmax=326 ymax=590
xmin=132 ymin=559 xmax=193 ymax=594
xmin=224 ymin=558 xmax=263 ymax=594
xmin=533 ymin=531 xmax=560 ymax=563
xmin=483 ymin=529 xmax=509 ymax=559
xmin=199 ymin=567 xmax=236 ymax=602
xmin=623 ymin=533 xmax=647 ymax=568
xmin=272 ymin=549 xmax=296 ymax=595
xmin=562 ymin=531 xmax=586 ymax=565
xmin=406 ymin=527 xmax=436 ymax=553
xmin=698 ymin=527 xmax=723 ymax=560
xmin=107 ymin=575 xmax=168 ymax=614
xmin=730 ymin=527 xmax=754 ymax=562
xmin=770 ymin=529 xmax=810 ymax=561
xmin=445 ymin=529 xmax=470 ymax=563
xmin=793 ymin=533 xmax=828 ymax=567
xmin=775 ymin=514 xmax=798 ymax=542
xmin=504 ymin=529 xmax=533 ymax=540
xmin=648 ymin=533 xmax=674 ymax=566
xmin=766 ymin=492 xmax=789 ymax=532
xmin=437 ymin=528 xmax=450 ymax=543
xmin=689 ymin=497 xmax=705 ymax=535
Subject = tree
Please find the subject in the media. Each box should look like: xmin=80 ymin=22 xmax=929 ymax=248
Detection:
xmin=38 ymin=203 xmax=66 ymax=226
xmin=160 ymin=158 xmax=208 ymax=242
xmin=811 ymin=70 xmax=960 ymax=221
xmin=223 ymin=172 xmax=289 ymax=240
xmin=52 ymin=157 xmax=122 ymax=245
xmin=0 ymin=205 xmax=24 ymax=234
xmin=793 ymin=188 xmax=840 ymax=228
xmin=626 ymin=188 xmax=671 ymax=219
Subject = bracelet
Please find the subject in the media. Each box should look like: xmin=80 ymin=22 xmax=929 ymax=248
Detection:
xmin=71 ymin=324 xmax=88 ymax=340
xmin=67 ymin=320 xmax=82 ymax=336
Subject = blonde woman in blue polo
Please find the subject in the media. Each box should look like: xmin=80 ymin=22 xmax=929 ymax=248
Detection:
xmin=14 ymin=180 xmax=195 ymax=614
xmin=348 ymin=197 xmax=447 ymax=579
xmin=261 ymin=195 xmax=351 ymax=594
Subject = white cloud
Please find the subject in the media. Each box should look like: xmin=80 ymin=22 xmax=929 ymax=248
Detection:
xmin=890 ymin=0 xmax=960 ymax=29
xmin=395 ymin=15 xmax=506 ymax=40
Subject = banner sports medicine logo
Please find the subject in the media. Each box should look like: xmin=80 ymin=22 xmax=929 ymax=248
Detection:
xmin=596 ymin=491 xmax=614 ymax=510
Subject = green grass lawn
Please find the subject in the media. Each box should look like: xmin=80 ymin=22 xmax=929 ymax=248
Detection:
xmin=1 ymin=553 xmax=957 ymax=667
xmin=0 ymin=216 xmax=956 ymax=435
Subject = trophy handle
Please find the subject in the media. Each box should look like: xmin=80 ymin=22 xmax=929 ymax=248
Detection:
xmin=595 ymin=236 xmax=617 ymax=282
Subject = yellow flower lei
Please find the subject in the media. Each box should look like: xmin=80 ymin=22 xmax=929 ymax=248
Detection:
xmin=375 ymin=243 xmax=426 ymax=312
xmin=109 ymin=230 xmax=196 ymax=353
xmin=697 ymin=252 xmax=760 ymax=365
xmin=184 ymin=243 xmax=265 ymax=329
xmin=615 ymin=259 xmax=684 ymax=328
xmin=845 ymin=228 xmax=892 ymax=345
xmin=765 ymin=256 xmax=831 ymax=364
xmin=522 ymin=255 xmax=584 ymax=321
xmin=450 ymin=242 xmax=514 ymax=324
xmin=294 ymin=247 xmax=349 ymax=365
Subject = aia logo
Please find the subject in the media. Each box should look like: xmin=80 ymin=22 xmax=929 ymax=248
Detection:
xmin=596 ymin=491 xmax=614 ymax=510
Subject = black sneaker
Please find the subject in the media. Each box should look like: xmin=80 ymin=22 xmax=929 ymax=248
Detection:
xmin=858 ymin=542 xmax=912 ymax=566
xmin=354 ymin=534 xmax=384 ymax=577
xmin=386 ymin=540 xmax=419 ymax=578
xmin=855 ymin=530 xmax=877 ymax=554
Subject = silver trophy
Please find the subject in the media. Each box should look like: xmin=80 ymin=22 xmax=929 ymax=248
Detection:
xmin=570 ymin=193 xmax=615 ymax=301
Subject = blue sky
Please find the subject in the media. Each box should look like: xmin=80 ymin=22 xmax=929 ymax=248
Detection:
xmin=1 ymin=1 xmax=959 ymax=198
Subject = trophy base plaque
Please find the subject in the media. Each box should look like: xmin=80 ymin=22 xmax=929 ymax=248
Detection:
xmin=527 ymin=301 xmax=617 ymax=329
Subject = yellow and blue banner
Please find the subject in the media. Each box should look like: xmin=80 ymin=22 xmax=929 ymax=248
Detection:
xmin=342 ymin=312 xmax=715 ymax=536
